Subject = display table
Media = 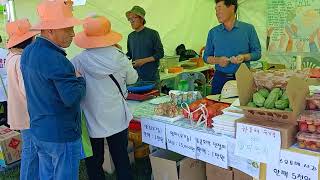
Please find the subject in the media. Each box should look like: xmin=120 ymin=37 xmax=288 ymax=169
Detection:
xmin=160 ymin=63 xmax=214 ymax=81
xmin=128 ymin=98 xmax=320 ymax=180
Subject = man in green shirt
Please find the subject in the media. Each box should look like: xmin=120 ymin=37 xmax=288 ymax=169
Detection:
xmin=126 ymin=6 xmax=164 ymax=82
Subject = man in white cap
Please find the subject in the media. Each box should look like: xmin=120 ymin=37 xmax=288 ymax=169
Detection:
xmin=20 ymin=0 xmax=86 ymax=179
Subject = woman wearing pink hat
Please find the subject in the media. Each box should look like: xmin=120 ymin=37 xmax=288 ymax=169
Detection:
xmin=72 ymin=16 xmax=138 ymax=180
xmin=5 ymin=18 xmax=40 ymax=180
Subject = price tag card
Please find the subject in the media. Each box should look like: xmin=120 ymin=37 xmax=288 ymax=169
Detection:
xmin=267 ymin=150 xmax=319 ymax=180
xmin=166 ymin=124 xmax=196 ymax=158
xmin=235 ymin=123 xmax=281 ymax=164
xmin=141 ymin=119 xmax=166 ymax=149
xmin=194 ymin=131 xmax=228 ymax=169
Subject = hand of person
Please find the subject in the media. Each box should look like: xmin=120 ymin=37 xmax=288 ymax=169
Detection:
xmin=279 ymin=34 xmax=287 ymax=49
xmin=285 ymin=25 xmax=292 ymax=38
xmin=75 ymin=71 xmax=82 ymax=77
xmin=132 ymin=59 xmax=146 ymax=67
xmin=316 ymin=28 xmax=320 ymax=44
xmin=309 ymin=30 xmax=317 ymax=43
xmin=230 ymin=55 xmax=244 ymax=64
xmin=268 ymin=42 xmax=276 ymax=52
xmin=218 ymin=57 xmax=230 ymax=67
xmin=296 ymin=40 xmax=305 ymax=52
xmin=291 ymin=24 xmax=298 ymax=34
xmin=267 ymin=27 xmax=274 ymax=37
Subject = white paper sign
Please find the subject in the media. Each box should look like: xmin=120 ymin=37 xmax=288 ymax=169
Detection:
xmin=267 ymin=150 xmax=319 ymax=180
xmin=226 ymin=137 xmax=260 ymax=179
xmin=141 ymin=119 xmax=166 ymax=149
xmin=194 ymin=131 xmax=228 ymax=169
xmin=235 ymin=123 xmax=281 ymax=164
xmin=73 ymin=0 xmax=86 ymax=6
xmin=166 ymin=124 xmax=196 ymax=158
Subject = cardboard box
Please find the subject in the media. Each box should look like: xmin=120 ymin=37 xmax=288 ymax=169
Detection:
xmin=206 ymin=163 xmax=233 ymax=180
xmin=238 ymin=118 xmax=297 ymax=148
xmin=149 ymin=149 xmax=206 ymax=180
xmin=0 ymin=126 xmax=21 ymax=167
xmin=102 ymin=140 xmax=134 ymax=174
xmin=236 ymin=64 xmax=309 ymax=125
xmin=306 ymin=78 xmax=320 ymax=86
xmin=233 ymin=168 xmax=254 ymax=180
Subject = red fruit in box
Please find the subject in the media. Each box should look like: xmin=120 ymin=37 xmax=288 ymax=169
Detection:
xmin=308 ymin=124 xmax=316 ymax=132
xmin=299 ymin=123 xmax=308 ymax=132
xmin=310 ymin=144 xmax=318 ymax=151
xmin=308 ymin=101 xmax=317 ymax=110
xmin=305 ymin=140 xmax=312 ymax=146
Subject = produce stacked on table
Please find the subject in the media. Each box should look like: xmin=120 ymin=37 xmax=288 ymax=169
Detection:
xmin=306 ymin=94 xmax=320 ymax=110
xmin=154 ymin=90 xmax=202 ymax=118
xmin=181 ymin=98 xmax=229 ymax=128
xmin=297 ymin=92 xmax=320 ymax=152
xmin=154 ymin=102 xmax=180 ymax=118
xmin=247 ymin=88 xmax=291 ymax=111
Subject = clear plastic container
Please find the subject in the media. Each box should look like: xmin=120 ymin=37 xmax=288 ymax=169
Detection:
xmin=306 ymin=94 xmax=320 ymax=110
xmin=297 ymin=132 xmax=320 ymax=152
xmin=297 ymin=111 xmax=320 ymax=133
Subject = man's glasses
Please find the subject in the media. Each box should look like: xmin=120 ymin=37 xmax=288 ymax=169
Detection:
xmin=127 ymin=16 xmax=140 ymax=23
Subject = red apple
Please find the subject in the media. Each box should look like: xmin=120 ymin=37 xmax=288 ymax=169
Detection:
xmin=299 ymin=123 xmax=308 ymax=132
xmin=308 ymin=101 xmax=317 ymax=110
xmin=308 ymin=124 xmax=316 ymax=132
xmin=310 ymin=144 xmax=318 ymax=151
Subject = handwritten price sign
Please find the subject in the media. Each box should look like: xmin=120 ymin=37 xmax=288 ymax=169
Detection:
xmin=141 ymin=119 xmax=166 ymax=149
xmin=235 ymin=123 xmax=281 ymax=164
xmin=267 ymin=150 xmax=319 ymax=180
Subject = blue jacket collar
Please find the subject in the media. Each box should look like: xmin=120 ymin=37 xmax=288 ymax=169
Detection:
xmin=219 ymin=20 xmax=240 ymax=31
xmin=37 ymin=37 xmax=67 ymax=56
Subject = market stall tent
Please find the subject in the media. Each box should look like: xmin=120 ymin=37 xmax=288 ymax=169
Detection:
xmin=13 ymin=0 xmax=267 ymax=58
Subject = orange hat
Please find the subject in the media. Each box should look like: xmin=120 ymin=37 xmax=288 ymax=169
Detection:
xmin=31 ymin=0 xmax=82 ymax=30
xmin=6 ymin=19 xmax=40 ymax=49
xmin=74 ymin=16 xmax=122 ymax=49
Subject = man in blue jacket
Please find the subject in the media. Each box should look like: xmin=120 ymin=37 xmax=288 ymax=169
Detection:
xmin=204 ymin=0 xmax=261 ymax=94
xmin=20 ymin=1 xmax=86 ymax=179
